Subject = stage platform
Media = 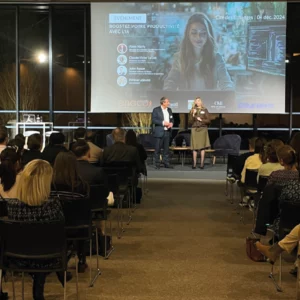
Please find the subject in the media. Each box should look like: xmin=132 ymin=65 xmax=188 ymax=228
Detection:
xmin=147 ymin=163 xmax=226 ymax=180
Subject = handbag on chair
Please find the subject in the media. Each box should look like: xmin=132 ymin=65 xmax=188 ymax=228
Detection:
xmin=246 ymin=236 xmax=266 ymax=262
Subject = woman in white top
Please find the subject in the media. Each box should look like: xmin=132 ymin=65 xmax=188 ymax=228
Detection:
xmin=258 ymin=140 xmax=284 ymax=180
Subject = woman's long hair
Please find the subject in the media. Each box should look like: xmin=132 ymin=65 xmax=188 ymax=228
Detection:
xmin=0 ymin=148 xmax=21 ymax=191
xmin=16 ymin=159 xmax=53 ymax=206
xmin=180 ymin=13 xmax=216 ymax=89
xmin=125 ymin=130 xmax=137 ymax=147
xmin=190 ymin=97 xmax=205 ymax=115
xmin=52 ymin=151 xmax=87 ymax=193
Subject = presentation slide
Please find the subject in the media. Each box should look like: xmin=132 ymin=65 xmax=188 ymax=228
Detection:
xmin=91 ymin=2 xmax=287 ymax=113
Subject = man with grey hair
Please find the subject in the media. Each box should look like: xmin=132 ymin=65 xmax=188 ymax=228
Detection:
xmin=151 ymin=97 xmax=173 ymax=169
xmin=103 ymin=127 xmax=141 ymax=172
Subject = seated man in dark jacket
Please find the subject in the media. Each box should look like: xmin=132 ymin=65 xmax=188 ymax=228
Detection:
xmin=42 ymin=132 xmax=68 ymax=165
xmin=71 ymin=140 xmax=106 ymax=185
xmin=102 ymin=127 xmax=142 ymax=174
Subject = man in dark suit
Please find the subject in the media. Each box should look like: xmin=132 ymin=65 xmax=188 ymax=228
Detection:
xmin=71 ymin=140 xmax=106 ymax=185
xmin=102 ymin=128 xmax=142 ymax=173
xmin=152 ymin=97 xmax=173 ymax=169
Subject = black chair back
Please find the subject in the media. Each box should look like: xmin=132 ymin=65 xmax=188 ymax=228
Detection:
xmin=0 ymin=219 xmax=66 ymax=262
xmin=58 ymin=195 xmax=91 ymax=227
xmin=245 ymin=169 xmax=258 ymax=190
xmin=279 ymin=202 xmax=300 ymax=239
xmin=89 ymin=184 xmax=109 ymax=211
xmin=226 ymin=154 xmax=239 ymax=176
xmin=138 ymin=134 xmax=156 ymax=149
xmin=104 ymin=161 xmax=135 ymax=189
xmin=258 ymin=175 xmax=269 ymax=192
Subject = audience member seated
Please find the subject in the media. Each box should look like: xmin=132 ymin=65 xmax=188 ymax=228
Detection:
xmin=227 ymin=137 xmax=257 ymax=182
xmin=51 ymin=151 xmax=89 ymax=273
xmin=72 ymin=140 xmax=106 ymax=185
xmin=70 ymin=127 xmax=102 ymax=164
xmin=5 ymin=159 xmax=67 ymax=300
xmin=103 ymin=127 xmax=142 ymax=174
xmin=52 ymin=151 xmax=88 ymax=195
xmin=7 ymin=137 xmax=25 ymax=156
xmin=125 ymin=129 xmax=147 ymax=175
xmin=255 ymin=168 xmax=300 ymax=236
xmin=0 ymin=127 xmax=8 ymax=154
xmin=240 ymin=137 xmax=265 ymax=183
xmin=0 ymin=148 xmax=22 ymax=199
xmin=21 ymin=133 xmax=42 ymax=167
xmin=290 ymin=131 xmax=300 ymax=165
xmin=255 ymin=224 xmax=300 ymax=266
xmin=257 ymin=140 xmax=284 ymax=179
xmin=267 ymin=145 xmax=299 ymax=185
xmin=42 ymin=132 xmax=67 ymax=165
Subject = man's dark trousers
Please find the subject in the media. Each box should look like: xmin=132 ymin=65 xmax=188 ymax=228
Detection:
xmin=154 ymin=131 xmax=170 ymax=166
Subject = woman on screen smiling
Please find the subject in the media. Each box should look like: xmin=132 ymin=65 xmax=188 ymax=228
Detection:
xmin=163 ymin=13 xmax=233 ymax=91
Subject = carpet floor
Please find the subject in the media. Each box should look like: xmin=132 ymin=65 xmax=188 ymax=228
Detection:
xmin=4 ymin=180 xmax=297 ymax=299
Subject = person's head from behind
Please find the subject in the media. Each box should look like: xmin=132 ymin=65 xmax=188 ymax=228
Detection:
xmin=8 ymin=138 xmax=25 ymax=154
xmin=16 ymin=159 xmax=53 ymax=206
xmin=0 ymin=148 xmax=21 ymax=191
xmin=15 ymin=133 xmax=25 ymax=143
xmin=248 ymin=137 xmax=258 ymax=152
xmin=72 ymin=140 xmax=90 ymax=159
xmin=254 ymin=137 xmax=265 ymax=154
xmin=49 ymin=132 xmax=65 ymax=146
xmin=53 ymin=151 xmax=83 ymax=191
xmin=160 ymin=97 xmax=170 ymax=109
xmin=27 ymin=133 xmax=42 ymax=151
xmin=74 ymin=127 xmax=86 ymax=141
xmin=277 ymin=145 xmax=297 ymax=169
xmin=112 ymin=127 xmax=126 ymax=143
xmin=125 ymin=130 xmax=137 ymax=146
xmin=0 ymin=128 xmax=8 ymax=145
xmin=264 ymin=140 xmax=284 ymax=163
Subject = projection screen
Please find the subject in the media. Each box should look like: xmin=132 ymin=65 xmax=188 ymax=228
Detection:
xmin=91 ymin=2 xmax=287 ymax=113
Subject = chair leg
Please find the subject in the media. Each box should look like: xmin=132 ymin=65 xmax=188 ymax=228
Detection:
xmin=12 ymin=271 xmax=15 ymax=300
xmin=127 ymin=189 xmax=132 ymax=225
xmin=297 ymin=256 xmax=300 ymax=299
xmin=213 ymin=156 xmax=216 ymax=165
xmin=64 ymin=271 xmax=67 ymax=300
xmin=269 ymin=255 xmax=283 ymax=292
xmin=0 ymin=269 xmax=2 ymax=295
xmin=89 ymin=228 xmax=101 ymax=287
xmin=104 ymin=219 xmax=114 ymax=260
xmin=75 ymin=256 xmax=79 ymax=300
xmin=89 ymin=238 xmax=92 ymax=285
xmin=22 ymin=272 xmax=24 ymax=300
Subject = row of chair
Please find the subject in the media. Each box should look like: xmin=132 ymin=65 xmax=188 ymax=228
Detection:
xmin=225 ymin=154 xmax=300 ymax=296
xmin=0 ymin=161 xmax=142 ymax=299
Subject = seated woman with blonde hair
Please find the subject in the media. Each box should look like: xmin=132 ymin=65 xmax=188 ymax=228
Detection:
xmin=6 ymin=159 xmax=65 ymax=300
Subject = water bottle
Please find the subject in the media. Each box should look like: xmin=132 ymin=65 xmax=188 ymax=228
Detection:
xmin=182 ymin=138 xmax=186 ymax=147
xmin=36 ymin=115 xmax=40 ymax=123
xmin=171 ymin=139 xmax=176 ymax=147
xmin=40 ymin=116 xmax=43 ymax=122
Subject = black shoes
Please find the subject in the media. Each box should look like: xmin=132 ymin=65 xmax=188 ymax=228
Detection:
xmin=0 ymin=292 xmax=8 ymax=300
xmin=192 ymin=165 xmax=196 ymax=169
xmin=56 ymin=271 xmax=73 ymax=287
xmin=199 ymin=165 xmax=204 ymax=169
xmin=78 ymin=262 xmax=88 ymax=273
xmin=164 ymin=164 xmax=174 ymax=169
